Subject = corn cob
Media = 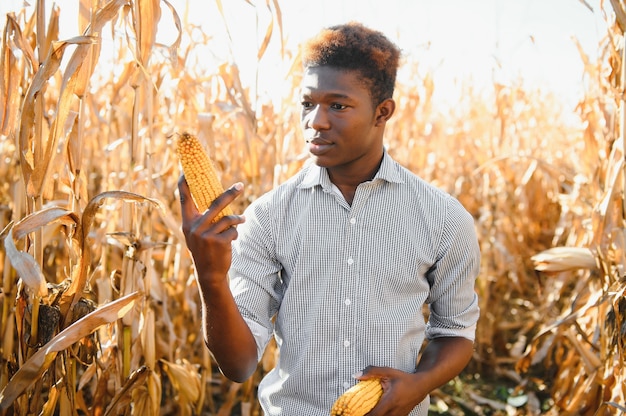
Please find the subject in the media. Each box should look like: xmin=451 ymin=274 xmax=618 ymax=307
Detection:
xmin=330 ymin=378 xmax=383 ymax=416
xmin=176 ymin=132 xmax=233 ymax=220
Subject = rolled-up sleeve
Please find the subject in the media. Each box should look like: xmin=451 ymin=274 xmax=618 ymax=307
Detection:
xmin=230 ymin=198 xmax=283 ymax=361
xmin=425 ymin=199 xmax=480 ymax=341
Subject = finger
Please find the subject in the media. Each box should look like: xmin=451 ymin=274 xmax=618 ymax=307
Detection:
xmin=178 ymin=175 xmax=200 ymax=220
xmin=216 ymin=217 xmax=246 ymax=239
xmin=354 ymin=366 xmax=378 ymax=379
xmin=205 ymin=212 xmax=247 ymax=235
xmin=206 ymin=182 xmax=244 ymax=220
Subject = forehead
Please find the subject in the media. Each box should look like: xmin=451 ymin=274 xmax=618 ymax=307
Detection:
xmin=300 ymin=66 xmax=369 ymax=98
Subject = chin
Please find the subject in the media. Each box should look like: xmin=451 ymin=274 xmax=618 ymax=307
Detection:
xmin=309 ymin=154 xmax=330 ymax=168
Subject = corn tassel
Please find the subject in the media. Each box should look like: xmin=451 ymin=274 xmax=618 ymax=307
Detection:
xmin=176 ymin=132 xmax=233 ymax=220
xmin=330 ymin=378 xmax=383 ymax=416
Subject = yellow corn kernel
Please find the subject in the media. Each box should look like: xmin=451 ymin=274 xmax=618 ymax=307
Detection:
xmin=176 ymin=132 xmax=233 ymax=220
xmin=330 ymin=378 xmax=383 ymax=416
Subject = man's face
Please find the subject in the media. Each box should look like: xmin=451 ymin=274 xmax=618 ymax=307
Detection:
xmin=300 ymin=66 xmax=384 ymax=171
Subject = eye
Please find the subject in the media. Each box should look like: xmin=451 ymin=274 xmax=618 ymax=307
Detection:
xmin=301 ymin=101 xmax=313 ymax=109
xmin=331 ymin=103 xmax=348 ymax=110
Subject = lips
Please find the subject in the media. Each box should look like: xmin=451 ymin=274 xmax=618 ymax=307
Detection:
xmin=306 ymin=138 xmax=333 ymax=155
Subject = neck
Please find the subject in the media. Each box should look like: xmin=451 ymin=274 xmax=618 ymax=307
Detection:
xmin=327 ymin=153 xmax=384 ymax=204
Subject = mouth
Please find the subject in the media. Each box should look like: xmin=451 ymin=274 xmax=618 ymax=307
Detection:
xmin=306 ymin=137 xmax=333 ymax=156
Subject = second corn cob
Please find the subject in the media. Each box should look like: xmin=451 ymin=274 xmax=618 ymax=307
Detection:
xmin=176 ymin=132 xmax=234 ymax=220
xmin=330 ymin=378 xmax=383 ymax=416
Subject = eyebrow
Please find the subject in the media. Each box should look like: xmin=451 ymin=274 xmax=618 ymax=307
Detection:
xmin=300 ymin=90 xmax=353 ymax=101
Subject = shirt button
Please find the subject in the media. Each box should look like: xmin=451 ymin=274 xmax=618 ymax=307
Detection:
xmin=347 ymin=258 xmax=354 ymax=265
xmin=343 ymin=340 xmax=350 ymax=347
xmin=350 ymin=217 xmax=356 ymax=224
xmin=344 ymin=298 xmax=351 ymax=306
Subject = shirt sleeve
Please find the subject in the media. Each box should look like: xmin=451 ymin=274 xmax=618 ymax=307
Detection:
xmin=425 ymin=197 xmax=481 ymax=341
xmin=229 ymin=196 xmax=283 ymax=361
xmin=241 ymin=316 xmax=274 ymax=361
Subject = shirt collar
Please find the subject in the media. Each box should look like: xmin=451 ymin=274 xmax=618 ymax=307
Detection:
xmin=298 ymin=148 xmax=405 ymax=190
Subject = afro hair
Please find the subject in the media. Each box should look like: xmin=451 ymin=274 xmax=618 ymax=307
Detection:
xmin=301 ymin=22 xmax=401 ymax=105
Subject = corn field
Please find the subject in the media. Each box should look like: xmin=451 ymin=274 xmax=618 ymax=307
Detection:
xmin=0 ymin=0 xmax=625 ymax=415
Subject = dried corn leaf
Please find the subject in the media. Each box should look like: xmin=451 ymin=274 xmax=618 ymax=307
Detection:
xmin=28 ymin=35 xmax=102 ymax=198
xmin=147 ymin=371 xmax=162 ymax=416
xmin=62 ymin=190 xmax=163 ymax=319
xmin=29 ymin=0 xmax=126 ymax=198
xmin=43 ymin=5 xmax=60 ymax=60
xmin=78 ymin=0 xmax=93 ymax=33
xmin=0 ymin=291 xmax=141 ymax=410
xmin=1 ymin=14 xmax=35 ymax=134
xmin=130 ymin=386 xmax=153 ymax=416
xmin=606 ymin=402 xmax=626 ymax=414
xmin=77 ymin=362 xmax=97 ymax=391
xmin=141 ymin=306 xmax=156 ymax=368
xmin=563 ymin=327 xmax=602 ymax=372
xmin=11 ymin=207 xmax=79 ymax=241
xmin=40 ymin=383 xmax=59 ymax=416
xmin=3 ymin=207 xmax=79 ymax=297
xmin=3 ymin=233 xmax=47 ymax=297
xmin=590 ymin=139 xmax=623 ymax=250
xmin=217 ymin=381 xmax=242 ymax=416
xmin=1 ymin=315 xmax=15 ymax=364
xmin=215 ymin=0 xmax=234 ymax=46
xmin=18 ymin=37 xmax=73 ymax=191
xmin=160 ymin=0 xmax=182 ymax=66
xmin=561 ymin=372 xmax=597 ymax=412
xmin=160 ymin=359 xmax=201 ymax=403
xmin=271 ymin=0 xmax=283 ymax=58
xmin=517 ymin=286 xmax=605 ymax=376
xmin=539 ymin=288 xmax=603 ymax=338
xmin=609 ymin=0 xmax=626 ymax=32
xmin=135 ymin=0 xmax=161 ymax=65
xmin=72 ymin=37 xmax=98 ymax=100
xmin=66 ymin=113 xmax=84 ymax=181
xmin=3 ymin=12 xmax=37 ymax=69
xmin=103 ymin=365 xmax=150 ymax=416
xmin=257 ymin=1 xmax=273 ymax=61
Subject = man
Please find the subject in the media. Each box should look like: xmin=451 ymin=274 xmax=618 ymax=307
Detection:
xmin=179 ymin=21 xmax=480 ymax=416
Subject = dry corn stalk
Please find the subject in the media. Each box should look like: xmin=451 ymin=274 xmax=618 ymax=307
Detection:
xmin=176 ymin=132 xmax=233 ymax=220
xmin=330 ymin=378 xmax=383 ymax=416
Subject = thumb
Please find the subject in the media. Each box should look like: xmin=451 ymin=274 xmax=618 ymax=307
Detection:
xmin=353 ymin=365 xmax=387 ymax=380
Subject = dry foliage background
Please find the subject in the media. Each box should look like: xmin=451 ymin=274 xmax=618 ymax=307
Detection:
xmin=0 ymin=0 xmax=625 ymax=415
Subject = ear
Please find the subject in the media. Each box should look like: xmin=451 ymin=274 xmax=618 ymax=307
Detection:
xmin=375 ymin=98 xmax=396 ymax=126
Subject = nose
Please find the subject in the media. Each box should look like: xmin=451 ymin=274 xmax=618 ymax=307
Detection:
xmin=304 ymin=105 xmax=330 ymax=130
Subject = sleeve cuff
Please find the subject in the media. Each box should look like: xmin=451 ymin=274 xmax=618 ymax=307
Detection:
xmin=243 ymin=316 xmax=273 ymax=361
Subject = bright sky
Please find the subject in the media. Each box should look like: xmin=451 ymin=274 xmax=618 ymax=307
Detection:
xmin=0 ymin=0 xmax=608 ymax=108
xmin=155 ymin=0 xmax=608 ymax=108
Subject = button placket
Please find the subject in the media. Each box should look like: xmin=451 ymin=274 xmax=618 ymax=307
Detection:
xmin=339 ymin=211 xmax=360 ymax=382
